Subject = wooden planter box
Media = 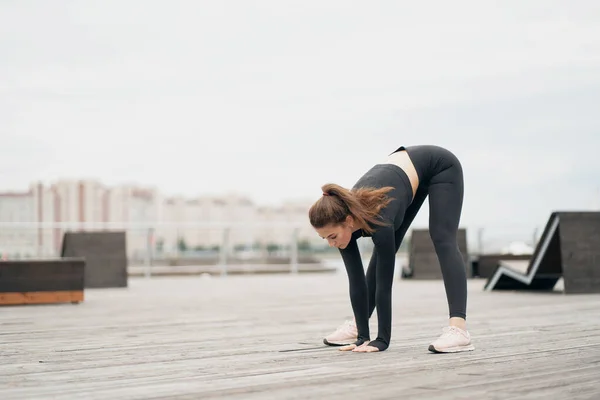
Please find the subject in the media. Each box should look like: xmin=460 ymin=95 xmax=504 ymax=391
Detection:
xmin=0 ymin=258 xmax=85 ymax=306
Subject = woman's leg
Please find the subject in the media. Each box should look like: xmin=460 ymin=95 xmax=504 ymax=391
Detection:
xmin=366 ymin=187 xmax=429 ymax=317
xmin=428 ymin=180 xmax=467 ymax=321
xmin=426 ymin=155 xmax=474 ymax=352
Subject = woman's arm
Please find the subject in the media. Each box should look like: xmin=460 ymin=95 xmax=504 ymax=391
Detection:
xmin=338 ymin=236 xmax=370 ymax=344
xmin=366 ymin=225 xmax=397 ymax=351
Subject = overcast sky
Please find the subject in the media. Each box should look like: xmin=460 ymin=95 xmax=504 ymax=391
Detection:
xmin=1 ymin=0 xmax=599 ymax=238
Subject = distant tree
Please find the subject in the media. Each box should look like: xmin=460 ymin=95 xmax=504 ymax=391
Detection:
xmin=297 ymin=240 xmax=311 ymax=251
xmin=266 ymin=243 xmax=279 ymax=255
xmin=177 ymin=238 xmax=188 ymax=252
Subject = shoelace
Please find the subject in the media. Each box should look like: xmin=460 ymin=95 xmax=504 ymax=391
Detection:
xmin=439 ymin=326 xmax=462 ymax=338
xmin=337 ymin=320 xmax=355 ymax=331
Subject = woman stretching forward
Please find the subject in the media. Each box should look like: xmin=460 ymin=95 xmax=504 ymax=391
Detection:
xmin=308 ymin=145 xmax=475 ymax=353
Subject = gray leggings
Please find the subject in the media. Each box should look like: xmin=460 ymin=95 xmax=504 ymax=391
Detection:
xmin=366 ymin=146 xmax=467 ymax=320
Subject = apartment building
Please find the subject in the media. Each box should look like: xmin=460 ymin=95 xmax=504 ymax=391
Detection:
xmin=155 ymin=193 xmax=257 ymax=254
xmin=42 ymin=180 xmax=108 ymax=255
xmin=1 ymin=180 xmax=110 ymax=258
xmin=256 ymin=199 xmax=322 ymax=249
xmin=52 ymin=180 xmax=106 ymax=229
xmin=158 ymin=196 xmax=187 ymax=253
xmin=221 ymin=194 xmax=257 ymax=251
xmin=0 ymin=190 xmax=36 ymax=258
xmin=105 ymin=185 xmax=161 ymax=259
xmin=1 ymin=179 xmax=318 ymax=259
xmin=31 ymin=182 xmax=59 ymax=256
xmin=280 ymin=199 xmax=321 ymax=247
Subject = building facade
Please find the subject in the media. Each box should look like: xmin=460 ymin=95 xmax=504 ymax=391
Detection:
xmin=0 ymin=180 xmax=316 ymax=260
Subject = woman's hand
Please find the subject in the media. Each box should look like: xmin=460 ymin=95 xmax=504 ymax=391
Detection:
xmin=339 ymin=337 xmax=367 ymax=351
xmin=352 ymin=343 xmax=379 ymax=352
xmin=338 ymin=338 xmax=379 ymax=352
xmin=339 ymin=342 xmax=361 ymax=351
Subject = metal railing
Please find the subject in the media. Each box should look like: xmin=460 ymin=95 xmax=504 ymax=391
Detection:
xmin=0 ymin=221 xmax=542 ymax=277
xmin=0 ymin=221 xmax=339 ymax=277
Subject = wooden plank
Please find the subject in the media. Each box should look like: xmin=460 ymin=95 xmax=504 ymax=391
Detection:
xmin=0 ymin=274 xmax=598 ymax=399
xmin=0 ymin=290 xmax=84 ymax=305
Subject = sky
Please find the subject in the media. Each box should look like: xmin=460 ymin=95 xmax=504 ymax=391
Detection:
xmin=1 ymin=0 xmax=599 ymax=240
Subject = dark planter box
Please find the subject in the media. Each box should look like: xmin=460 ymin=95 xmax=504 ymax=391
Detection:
xmin=0 ymin=258 xmax=85 ymax=305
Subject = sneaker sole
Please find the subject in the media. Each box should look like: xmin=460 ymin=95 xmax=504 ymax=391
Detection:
xmin=428 ymin=344 xmax=475 ymax=353
xmin=323 ymin=338 xmax=356 ymax=346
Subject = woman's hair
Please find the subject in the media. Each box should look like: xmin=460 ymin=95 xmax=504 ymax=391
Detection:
xmin=308 ymin=183 xmax=394 ymax=234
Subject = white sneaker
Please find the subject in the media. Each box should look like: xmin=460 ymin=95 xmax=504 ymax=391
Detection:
xmin=428 ymin=326 xmax=475 ymax=353
xmin=323 ymin=319 xmax=358 ymax=346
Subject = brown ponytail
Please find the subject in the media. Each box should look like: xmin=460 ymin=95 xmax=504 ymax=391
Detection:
xmin=308 ymin=183 xmax=394 ymax=234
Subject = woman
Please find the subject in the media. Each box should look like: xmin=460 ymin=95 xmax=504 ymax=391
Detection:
xmin=308 ymin=145 xmax=475 ymax=353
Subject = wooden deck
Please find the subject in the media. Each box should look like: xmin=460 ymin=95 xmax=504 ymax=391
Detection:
xmin=1 ymin=272 xmax=599 ymax=399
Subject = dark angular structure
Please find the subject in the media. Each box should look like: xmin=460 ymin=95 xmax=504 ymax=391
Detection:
xmin=61 ymin=231 xmax=128 ymax=288
xmin=472 ymin=253 xmax=531 ymax=279
xmin=484 ymin=212 xmax=600 ymax=293
xmin=403 ymin=228 xmax=469 ymax=279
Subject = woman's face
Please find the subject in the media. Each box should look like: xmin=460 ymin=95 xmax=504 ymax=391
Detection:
xmin=314 ymin=216 xmax=356 ymax=249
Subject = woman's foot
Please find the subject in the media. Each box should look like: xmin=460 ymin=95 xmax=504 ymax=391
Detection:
xmin=428 ymin=326 xmax=475 ymax=353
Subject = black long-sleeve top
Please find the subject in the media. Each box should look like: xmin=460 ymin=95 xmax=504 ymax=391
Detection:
xmin=338 ymin=162 xmax=415 ymax=351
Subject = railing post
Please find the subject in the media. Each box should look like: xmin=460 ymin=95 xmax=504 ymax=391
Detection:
xmin=290 ymin=227 xmax=298 ymax=274
xmin=220 ymin=227 xmax=229 ymax=276
xmin=175 ymin=227 xmax=180 ymax=261
xmin=145 ymin=227 xmax=154 ymax=279
xmin=36 ymin=220 xmax=42 ymax=259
